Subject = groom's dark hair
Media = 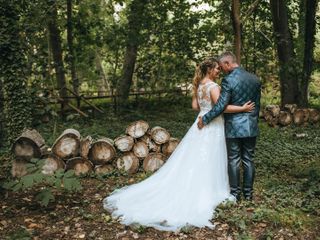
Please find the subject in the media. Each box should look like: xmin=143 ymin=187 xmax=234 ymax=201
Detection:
xmin=218 ymin=52 xmax=237 ymax=63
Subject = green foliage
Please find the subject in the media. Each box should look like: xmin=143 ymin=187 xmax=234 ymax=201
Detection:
xmin=2 ymin=159 xmax=82 ymax=206
xmin=1 ymin=0 xmax=319 ymax=115
xmin=0 ymin=1 xmax=32 ymax=144
xmin=5 ymin=226 xmax=32 ymax=240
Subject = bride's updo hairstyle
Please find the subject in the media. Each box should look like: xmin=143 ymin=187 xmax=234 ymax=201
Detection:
xmin=192 ymin=57 xmax=218 ymax=98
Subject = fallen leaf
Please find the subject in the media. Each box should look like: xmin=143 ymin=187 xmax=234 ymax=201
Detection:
xmin=24 ymin=218 xmax=34 ymax=223
xmin=246 ymin=207 xmax=254 ymax=212
xmin=0 ymin=220 xmax=7 ymax=227
xmin=116 ymin=230 xmax=127 ymax=238
xmin=258 ymin=223 xmax=267 ymax=228
xmin=132 ymin=232 xmax=139 ymax=239
xmin=28 ymin=223 xmax=40 ymax=229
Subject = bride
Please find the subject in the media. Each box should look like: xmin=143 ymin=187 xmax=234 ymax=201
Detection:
xmin=103 ymin=58 xmax=254 ymax=231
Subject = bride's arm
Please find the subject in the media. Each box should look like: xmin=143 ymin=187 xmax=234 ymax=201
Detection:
xmin=225 ymin=101 xmax=255 ymax=113
xmin=192 ymin=95 xmax=200 ymax=111
xmin=210 ymin=87 xmax=255 ymax=113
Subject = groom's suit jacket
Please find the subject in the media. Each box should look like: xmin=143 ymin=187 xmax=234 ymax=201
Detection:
xmin=202 ymin=67 xmax=261 ymax=138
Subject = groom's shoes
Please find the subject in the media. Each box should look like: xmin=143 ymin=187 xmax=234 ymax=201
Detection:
xmin=230 ymin=194 xmax=241 ymax=202
xmin=244 ymin=194 xmax=253 ymax=201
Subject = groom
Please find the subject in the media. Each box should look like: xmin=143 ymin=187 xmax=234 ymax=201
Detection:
xmin=198 ymin=52 xmax=261 ymax=201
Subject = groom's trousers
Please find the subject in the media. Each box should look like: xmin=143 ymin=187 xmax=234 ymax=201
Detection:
xmin=226 ymin=137 xmax=257 ymax=199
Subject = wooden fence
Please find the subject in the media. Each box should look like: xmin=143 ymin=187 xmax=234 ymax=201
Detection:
xmin=51 ymin=87 xmax=190 ymax=116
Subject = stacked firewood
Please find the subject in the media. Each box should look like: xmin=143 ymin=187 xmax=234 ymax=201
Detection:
xmin=113 ymin=121 xmax=179 ymax=174
xmin=11 ymin=121 xmax=180 ymax=177
xmin=262 ymin=104 xmax=320 ymax=127
xmin=12 ymin=129 xmax=50 ymax=177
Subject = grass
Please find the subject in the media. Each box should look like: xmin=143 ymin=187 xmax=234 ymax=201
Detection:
xmin=0 ymin=95 xmax=320 ymax=239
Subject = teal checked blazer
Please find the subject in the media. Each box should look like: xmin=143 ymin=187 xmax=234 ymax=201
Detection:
xmin=202 ymin=67 xmax=261 ymax=138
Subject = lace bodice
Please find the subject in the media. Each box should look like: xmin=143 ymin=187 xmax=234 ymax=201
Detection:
xmin=197 ymin=82 xmax=219 ymax=112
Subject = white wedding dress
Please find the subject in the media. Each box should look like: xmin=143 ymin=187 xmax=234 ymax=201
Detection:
xmin=103 ymin=81 xmax=231 ymax=231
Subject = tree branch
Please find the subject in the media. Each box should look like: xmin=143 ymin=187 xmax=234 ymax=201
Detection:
xmin=242 ymin=0 xmax=260 ymax=25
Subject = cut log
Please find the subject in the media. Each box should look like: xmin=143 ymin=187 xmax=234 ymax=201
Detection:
xmin=133 ymin=141 xmax=149 ymax=158
xmin=88 ymin=138 xmax=116 ymax=165
xmin=267 ymin=117 xmax=278 ymax=127
xmin=116 ymin=152 xmax=139 ymax=174
xmin=140 ymin=135 xmax=161 ymax=152
xmin=259 ymin=110 xmax=264 ymax=118
xmin=265 ymin=105 xmax=280 ymax=117
xmin=149 ymin=141 xmax=161 ymax=152
xmin=278 ymin=111 xmax=292 ymax=126
xmin=114 ymin=135 xmax=134 ymax=152
xmin=125 ymin=120 xmax=149 ymax=138
xmin=11 ymin=159 xmax=28 ymax=177
xmin=150 ymin=126 xmax=170 ymax=144
xmin=263 ymin=110 xmax=274 ymax=122
xmin=162 ymin=138 xmax=180 ymax=156
xmin=42 ymin=155 xmax=65 ymax=175
xmin=40 ymin=145 xmax=51 ymax=156
xmin=309 ymin=108 xmax=320 ymax=123
xmin=65 ymin=157 xmax=93 ymax=176
xmin=80 ymin=136 xmax=93 ymax=159
xmin=293 ymin=109 xmax=305 ymax=125
xmin=284 ymin=104 xmax=297 ymax=114
xmin=12 ymin=129 xmax=46 ymax=160
xmin=52 ymin=129 xmax=81 ymax=160
xmin=95 ymin=164 xmax=114 ymax=175
xmin=143 ymin=153 xmax=166 ymax=172
xmin=302 ymin=109 xmax=310 ymax=122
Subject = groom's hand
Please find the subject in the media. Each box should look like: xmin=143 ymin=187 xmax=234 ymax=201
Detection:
xmin=197 ymin=116 xmax=204 ymax=129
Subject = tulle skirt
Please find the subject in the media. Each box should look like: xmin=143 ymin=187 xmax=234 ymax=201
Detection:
xmin=103 ymin=112 xmax=231 ymax=231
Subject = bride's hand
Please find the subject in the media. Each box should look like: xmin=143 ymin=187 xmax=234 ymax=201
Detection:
xmin=242 ymin=101 xmax=255 ymax=112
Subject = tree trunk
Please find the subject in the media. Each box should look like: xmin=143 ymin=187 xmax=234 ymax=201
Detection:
xmin=298 ymin=0 xmax=318 ymax=107
xmin=116 ymin=0 xmax=148 ymax=104
xmin=0 ymin=1 xmax=32 ymax=144
xmin=117 ymin=45 xmax=138 ymax=102
xmin=67 ymin=0 xmax=79 ymax=95
xmin=252 ymin=12 xmax=257 ymax=74
xmin=270 ymin=0 xmax=299 ymax=106
xmin=231 ymin=0 xmax=241 ymax=64
xmin=47 ymin=0 xmax=68 ymax=112
xmin=95 ymin=51 xmax=109 ymax=96
xmin=0 ymin=79 xmax=4 ymax=147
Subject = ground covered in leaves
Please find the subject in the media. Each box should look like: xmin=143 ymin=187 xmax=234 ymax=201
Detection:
xmin=1 ymin=97 xmax=320 ymax=240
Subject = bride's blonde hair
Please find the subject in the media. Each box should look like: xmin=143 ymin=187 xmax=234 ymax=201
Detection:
xmin=192 ymin=58 xmax=218 ymax=98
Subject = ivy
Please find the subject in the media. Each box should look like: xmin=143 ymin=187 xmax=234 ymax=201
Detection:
xmin=0 ymin=0 xmax=32 ymax=145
